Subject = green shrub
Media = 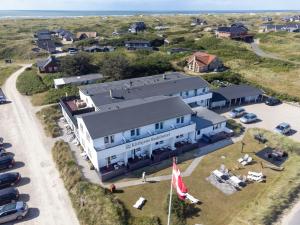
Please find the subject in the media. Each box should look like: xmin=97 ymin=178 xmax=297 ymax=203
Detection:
xmin=17 ymin=68 xmax=48 ymax=95
xmin=0 ymin=66 xmax=20 ymax=86
xmin=226 ymin=119 xmax=245 ymax=136
xmin=52 ymin=141 xmax=128 ymax=225
xmin=130 ymin=216 xmax=161 ymax=225
xmin=36 ymin=105 xmax=62 ymax=138
xmin=165 ymin=194 xmax=188 ymax=225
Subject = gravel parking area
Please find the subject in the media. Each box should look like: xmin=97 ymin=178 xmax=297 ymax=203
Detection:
xmin=221 ymin=103 xmax=300 ymax=142
xmin=0 ymin=66 xmax=79 ymax=225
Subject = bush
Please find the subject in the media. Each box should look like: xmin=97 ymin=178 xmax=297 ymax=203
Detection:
xmin=36 ymin=105 xmax=62 ymax=138
xmin=60 ymin=52 xmax=98 ymax=76
xmin=44 ymin=86 xmax=79 ymax=105
xmin=202 ymin=71 xmax=244 ymax=85
xmin=226 ymin=119 xmax=245 ymax=136
xmin=52 ymin=141 xmax=128 ymax=225
xmin=16 ymin=68 xmax=48 ymax=95
xmin=130 ymin=216 xmax=161 ymax=225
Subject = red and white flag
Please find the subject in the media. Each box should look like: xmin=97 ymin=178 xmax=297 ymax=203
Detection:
xmin=172 ymin=162 xmax=188 ymax=200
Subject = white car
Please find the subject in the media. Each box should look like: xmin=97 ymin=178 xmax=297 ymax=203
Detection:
xmin=274 ymin=123 xmax=291 ymax=135
xmin=240 ymin=113 xmax=258 ymax=124
xmin=229 ymin=107 xmax=246 ymax=118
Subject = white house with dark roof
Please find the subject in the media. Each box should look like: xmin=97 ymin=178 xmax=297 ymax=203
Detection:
xmin=60 ymin=72 xmax=232 ymax=181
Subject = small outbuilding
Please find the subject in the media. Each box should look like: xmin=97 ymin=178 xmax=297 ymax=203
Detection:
xmin=211 ymin=84 xmax=264 ymax=108
xmin=54 ymin=74 xmax=103 ymax=89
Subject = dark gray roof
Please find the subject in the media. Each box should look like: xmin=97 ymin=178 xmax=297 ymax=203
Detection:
xmin=79 ymin=72 xmax=210 ymax=107
xmin=36 ymin=56 xmax=59 ymax=69
xmin=192 ymin=107 xmax=227 ymax=130
xmin=37 ymin=40 xmax=56 ymax=53
xmin=212 ymin=84 xmax=263 ymax=101
xmin=80 ymin=96 xmax=193 ymax=139
xmin=218 ymin=24 xmax=248 ymax=34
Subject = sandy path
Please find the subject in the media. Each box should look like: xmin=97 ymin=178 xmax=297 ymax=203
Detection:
xmin=0 ymin=65 xmax=79 ymax=225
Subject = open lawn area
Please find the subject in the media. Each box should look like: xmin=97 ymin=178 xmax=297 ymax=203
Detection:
xmin=115 ymin=129 xmax=300 ymax=225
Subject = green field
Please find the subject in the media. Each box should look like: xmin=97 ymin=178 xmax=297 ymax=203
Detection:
xmin=115 ymin=129 xmax=300 ymax=225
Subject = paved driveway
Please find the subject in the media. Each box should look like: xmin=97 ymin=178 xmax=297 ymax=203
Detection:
xmin=221 ymin=103 xmax=300 ymax=142
xmin=0 ymin=66 xmax=79 ymax=225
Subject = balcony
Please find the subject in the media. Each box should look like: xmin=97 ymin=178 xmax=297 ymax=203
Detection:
xmin=152 ymin=147 xmax=172 ymax=163
xmin=99 ymin=162 xmax=127 ymax=182
xmin=128 ymin=156 xmax=151 ymax=171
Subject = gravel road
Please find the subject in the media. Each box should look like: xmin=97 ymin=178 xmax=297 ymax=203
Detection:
xmin=0 ymin=65 xmax=79 ymax=225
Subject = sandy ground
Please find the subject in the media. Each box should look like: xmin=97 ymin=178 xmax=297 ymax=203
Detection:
xmin=0 ymin=65 xmax=79 ymax=225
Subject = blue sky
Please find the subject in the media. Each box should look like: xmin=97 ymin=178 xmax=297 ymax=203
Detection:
xmin=1 ymin=0 xmax=300 ymax=11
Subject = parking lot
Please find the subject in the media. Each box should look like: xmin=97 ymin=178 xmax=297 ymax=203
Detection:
xmin=0 ymin=66 xmax=79 ymax=225
xmin=221 ymin=102 xmax=300 ymax=141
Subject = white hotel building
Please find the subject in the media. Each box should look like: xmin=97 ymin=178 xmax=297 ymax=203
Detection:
xmin=60 ymin=72 xmax=231 ymax=181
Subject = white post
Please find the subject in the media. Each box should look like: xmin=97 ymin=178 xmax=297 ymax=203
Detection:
xmin=167 ymin=159 xmax=174 ymax=225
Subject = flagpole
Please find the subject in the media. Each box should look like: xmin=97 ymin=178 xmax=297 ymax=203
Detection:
xmin=167 ymin=157 xmax=175 ymax=225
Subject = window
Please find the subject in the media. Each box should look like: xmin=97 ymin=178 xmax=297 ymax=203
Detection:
xmin=180 ymin=116 xmax=184 ymax=123
xmin=111 ymin=155 xmax=117 ymax=160
xmin=185 ymin=91 xmax=189 ymax=96
xmin=130 ymin=129 xmax=135 ymax=136
xmin=160 ymin=122 xmax=164 ymax=129
xmin=136 ymin=128 xmax=140 ymax=136
xmin=194 ymin=89 xmax=198 ymax=96
xmin=110 ymin=135 xmax=114 ymax=143
xmin=155 ymin=123 xmax=160 ymax=130
xmin=176 ymin=118 xmax=180 ymax=124
xmin=197 ymin=130 xmax=201 ymax=135
xmin=159 ymin=141 xmax=164 ymax=144
xmin=213 ymin=123 xmax=222 ymax=130
xmin=104 ymin=136 xmax=109 ymax=144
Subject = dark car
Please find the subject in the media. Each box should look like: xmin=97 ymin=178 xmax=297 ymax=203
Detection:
xmin=265 ymin=97 xmax=281 ymax=106
xmin=0 ymin=173 xmax=21 ymax=189
xmin=0 ymin=188 xmax=19 ymax=205
xmin=0 ymin=156 xmax=14 ymax=170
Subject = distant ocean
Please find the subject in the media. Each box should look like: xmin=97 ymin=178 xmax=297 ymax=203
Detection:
xmin=0 ymin=10 xmax=299 ymax=19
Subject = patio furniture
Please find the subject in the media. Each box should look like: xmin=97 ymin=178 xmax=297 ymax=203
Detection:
xmin=247 ymin=171 xmax=265 ymax=182
xmin=114 ymin=164 xmax=119 ymax=170
xmin=241 ymin=157 xmax=253 ymax=166
xmin=133 ymin=197 xmax=146 ymax=209
xmin=186 ymin=193 xmax=200 ymax=204
xmin=117 ymin=161 xmax=125 ymax=166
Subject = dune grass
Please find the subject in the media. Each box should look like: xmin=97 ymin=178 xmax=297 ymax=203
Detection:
xmin=0 ymin=65 xmax=20 ymax=86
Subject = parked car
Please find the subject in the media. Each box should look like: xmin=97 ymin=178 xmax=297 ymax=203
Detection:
xmin=0 ymin=156 xmax=15 ymax=170
xmin=229 ymin=107 xmax=246 ymax=118
xmin=0 ymin=188 xmax=19 ymax=205
xmin=274 ymin=123 xmax=291 ymax=135
xmin=240 ymin=113 xmax=258 ymax=124
xmin=0 ymin=201 xmax=28 ymax=223
xmin=0 ymin=173 xmax=21 ymax=189
xmin=265 ymin=97 xmax=281 ymax=106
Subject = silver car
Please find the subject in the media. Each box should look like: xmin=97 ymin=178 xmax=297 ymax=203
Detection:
xmin=229 ymin=107 xmax=246 ymax=118
xmin=0 ymin=201 xmax=28 ymax=224
xmin=275 ymin=123 xmax=291 ymax=135
xmin=240 ymin=113 xmax=258 ymax=124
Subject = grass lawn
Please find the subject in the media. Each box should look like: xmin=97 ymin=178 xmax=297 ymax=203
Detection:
xmin=0 ymin=65 xmax=21 ymax=86
xmin=115 ymin=129 xmax=300 ymax=225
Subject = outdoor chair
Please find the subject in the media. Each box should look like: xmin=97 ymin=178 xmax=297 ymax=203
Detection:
xmin=186 ymin=193 xmax=200 ymax=204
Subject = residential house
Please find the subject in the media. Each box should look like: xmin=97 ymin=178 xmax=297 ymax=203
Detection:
xmin=83 ymin=45 xmax=115 ymax=53
xmin=59 ymin=72 xmax=232 ymax=181
xmin=125 ymin=40 xmax=152 ymax=51
xmin=54 ymin=74 xmax=103 ymax=89
xmin=262 ymin=17 xmax=272 ymax=22
xmin=37 ymin=39 xmax=56 ymax=53
xmin=76 ymin=32 xmax=98 ymax=40
xmin=187 ymin=52 xmax=223 ymax=73
xmin=191 ymin=18 xmax=208 ymax=26
xmin=216 ymin=23 xmax=254 ymax=42
xmin=36 ymin=56 xmax=60 ymax=73
xmin=54 ymin=29 xmax=75 ymax=44
xmin=282 ymin=15 xmax=300 ymax=22
xmin=129 ymin=22 xmax=146 ymax=33
xmin=259 ymin=24 xmax=300 ymax=33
